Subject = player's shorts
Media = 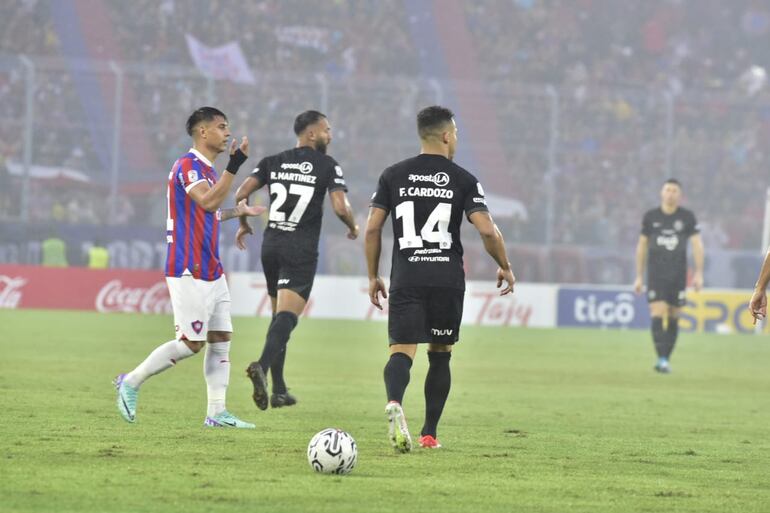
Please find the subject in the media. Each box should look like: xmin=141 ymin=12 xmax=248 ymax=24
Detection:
xmin=387 ymin=287 xmax=464 ymax=345
xmin=261 ymin=244 xmax=318 ymax=301
xmin=646 ymin=275 xmax=686 ymax=307
xmin=166 ymin=274 xmax=232 ymax=341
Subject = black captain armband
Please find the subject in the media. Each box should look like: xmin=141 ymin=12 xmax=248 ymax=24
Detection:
xmin=225 ymin=149 xmax=248 ymax=175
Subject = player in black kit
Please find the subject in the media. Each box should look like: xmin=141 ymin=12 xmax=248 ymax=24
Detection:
xmin=235 ymin=110 xmax=358 ymax=410
xmin=634 ymin=179 xmax=704 ymax=374
xmin=365 ymin=106 xmax=516 ymax=452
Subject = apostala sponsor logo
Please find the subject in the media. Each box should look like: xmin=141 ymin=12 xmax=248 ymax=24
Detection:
xmin=408 ymin=172 xmax=449 ymax=187
xmin=281 ymin=161 xmax=313 ymax=174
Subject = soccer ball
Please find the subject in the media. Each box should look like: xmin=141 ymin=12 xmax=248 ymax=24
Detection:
xmin=307 ymin=428 xmax=357 ymax=475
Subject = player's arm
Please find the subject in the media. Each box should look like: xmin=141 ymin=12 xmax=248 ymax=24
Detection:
xmin=634 ymin=235 xmax=648 ymax=294
xmin=329 ymin=190 xmax=359 ymax=240
xmin=187 ymin=137 xmax=249 ymax=212
xmin=233 ymin=174 xmax=265 ymax=250
xmin=749 ymin=249 xmax=770 ymax=324
xmin=364 ymin=206 xmax=388 ymax=309
xmin=468 ymin=211 xmax=515 ymax=295
xmin=690 ymin=233 xmax=704 ymax=291
xmin=217 ymin=199 xmax=266 ymax=222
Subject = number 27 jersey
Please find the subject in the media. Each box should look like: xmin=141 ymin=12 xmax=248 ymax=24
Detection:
xmin=252 ymin=146 xmax=347 ymax=253
xmin=370 ymin=153 xmax=488 ymax=291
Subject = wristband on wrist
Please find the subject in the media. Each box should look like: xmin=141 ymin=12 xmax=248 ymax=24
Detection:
xmin=226 ymin=149 xmax=247 ymax=175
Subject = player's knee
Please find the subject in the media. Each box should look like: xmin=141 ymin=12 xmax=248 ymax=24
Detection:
xmin=427 ymin=343 xmax=452 ymax=353
xmin=183 ymin=339 xmax=205 ymax=353
xmin=272 ymin=311 xmax=299 ymax=336
xmin=207 ymin=331 xmax=231 ymax=343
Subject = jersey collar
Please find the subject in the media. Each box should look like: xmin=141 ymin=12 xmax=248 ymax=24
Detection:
xmin=189 ymin=148 xmax=213 ymax=168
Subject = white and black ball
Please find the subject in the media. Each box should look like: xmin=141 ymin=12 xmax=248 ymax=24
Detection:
xmin=307 ymin=428 xmax=357 ymax=475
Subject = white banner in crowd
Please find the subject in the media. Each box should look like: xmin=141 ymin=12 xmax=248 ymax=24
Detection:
xmin=274 ymin=26 xmax=330 ymax=53
xmin=227 ymin=273 xmax=557 ymax=328
xmin=185 ymin=34 xmax=256 ymax=84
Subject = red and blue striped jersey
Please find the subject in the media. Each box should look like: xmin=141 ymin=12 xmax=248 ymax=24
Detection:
xmin=165 ymin=149 xmax=223 ymax=281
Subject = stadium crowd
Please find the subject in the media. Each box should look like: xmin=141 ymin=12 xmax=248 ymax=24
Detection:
xmin=1 ymin=0 xmax=768 ymax=256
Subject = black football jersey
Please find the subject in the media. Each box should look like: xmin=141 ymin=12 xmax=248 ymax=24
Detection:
xmin=641 ymin=207 xmax=699 ymax=280
xmin=371 ymin=153 xmax=488 ymax=291
xmin=252 ymin=147 xmax=347 ymax=253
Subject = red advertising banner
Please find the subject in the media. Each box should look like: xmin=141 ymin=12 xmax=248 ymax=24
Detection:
xmin=0 ymin=265 xmax=171 ymax=313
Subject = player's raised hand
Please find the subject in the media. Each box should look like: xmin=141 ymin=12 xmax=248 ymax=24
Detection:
xmin=369 ymin=276 xmax=388 ymax=310
xmin=633 ymin=276 xmax=643 ymax=294
xmin=230 ymin=136 xmax=249 ymax=156
xmin=749 ymin=289 xmax=767 ymax=325
xmin=497 ymin=268 xmax=515 ymax=296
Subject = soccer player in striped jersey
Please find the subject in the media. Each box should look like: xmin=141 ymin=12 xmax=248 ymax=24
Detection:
xmin=114 ymin=107 xmax=265 ymax=428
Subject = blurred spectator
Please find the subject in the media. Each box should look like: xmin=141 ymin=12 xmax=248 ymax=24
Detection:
xmin=41 ymin=230 xmax=68 ymax=267
xmin=87 ymin=239 xmax=110 ymax=269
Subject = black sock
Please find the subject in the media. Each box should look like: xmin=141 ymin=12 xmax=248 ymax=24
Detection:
xmin=422 ymin=351 xmax=451 ymax=438
xmin=664 ymin=317 xmax=679 ymax=359
xmin=651 ymin=317 xmax=664 ymax=357
xmin=384 ymin=352 xmax=412 ymax=404
xmin=258 ymin=311 xmax=297 ymax=373
xmin=270 ymin=347 xmax=287 ymax=395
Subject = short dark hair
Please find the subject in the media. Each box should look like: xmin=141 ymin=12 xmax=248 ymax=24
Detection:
xmin=186 ymin=107 xmax=227 ymax=136
xmin=664 ymin=178 xmax=682 ymax=189
xmin=417 ymin=105 xmax=455 ymax=139
xmin=294 ymin=110 xmax=326 ymax=135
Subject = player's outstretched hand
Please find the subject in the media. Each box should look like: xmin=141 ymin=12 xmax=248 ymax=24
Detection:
xmin=633 ymin=277 xmax=643 ymax=294
xmin=230 ymin=136 xmax=249 ymax=156
xmin=497 ymin=268 xmax=515 ymax=296
xmin=749 ymin=289 xmax=767 ymax=325
xmin=347 ymin=224 xmax=359 ymax=240
xmin=236 ymin=198 xmax=265 ymax=218
xmin=369 ymin=276 xmax=388 ymax=310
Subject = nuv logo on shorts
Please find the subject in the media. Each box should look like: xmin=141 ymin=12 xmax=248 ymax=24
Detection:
xmin=191 ymin=320 xmax=204 ymax=334
xmin=431 ymin=328 xmax=453 ymax=336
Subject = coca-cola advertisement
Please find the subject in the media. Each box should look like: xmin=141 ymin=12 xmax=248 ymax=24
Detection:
xmin=0 ymin=265 xmax=171 ymax=314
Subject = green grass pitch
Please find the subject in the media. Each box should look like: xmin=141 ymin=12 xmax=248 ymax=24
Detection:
xmin=0 ymin=309 xmax=768 ymax=513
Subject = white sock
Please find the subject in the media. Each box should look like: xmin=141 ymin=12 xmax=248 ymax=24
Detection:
xmin=124 ymin=339 xmax=195 ymax=388
xmin=204 ymin=341 xmax=231 ymax=417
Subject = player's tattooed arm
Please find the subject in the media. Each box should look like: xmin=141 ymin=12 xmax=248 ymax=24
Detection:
xmin=218 ymin=199 xmax=266 ymax=222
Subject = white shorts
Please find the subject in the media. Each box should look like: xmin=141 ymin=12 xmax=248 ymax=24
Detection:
xmin=166 ymin=274 xmax=232 ymax=341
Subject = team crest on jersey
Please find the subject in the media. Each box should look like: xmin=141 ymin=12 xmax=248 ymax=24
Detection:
xmin=191 ymin=320 xmax=203 ymax=334
xmin=187 ymin=170 xmax=199 ymax=183
xmin=335 ymin=165 xmax=343 ymax=177
xmin=673 ymin=219 xmax=684 ymax=232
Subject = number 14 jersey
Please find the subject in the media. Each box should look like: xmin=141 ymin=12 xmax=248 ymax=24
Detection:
xmin=252 ymin=146 xmax=347 ymax=253
xmin=370 ymin=153 xmax=488 ymax=291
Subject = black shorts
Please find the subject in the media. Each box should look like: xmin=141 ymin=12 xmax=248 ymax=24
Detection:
xmin=261 ymin=245 xmax=318 ymax=301
xmin=388 ymin=287 xmax=464 ymax=345
xmin=647 ymin=275 xmax=686 ymax=307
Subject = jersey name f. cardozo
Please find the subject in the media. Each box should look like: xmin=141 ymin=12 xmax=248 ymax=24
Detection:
xmin=371 ymin=153 xmax=488 ymax=291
